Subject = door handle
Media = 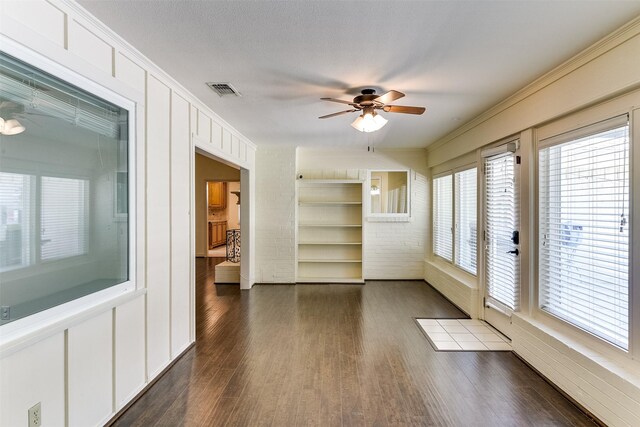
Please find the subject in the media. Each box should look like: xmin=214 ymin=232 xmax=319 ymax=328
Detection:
xmin=507 ymin=249 xmax=519 ymax=256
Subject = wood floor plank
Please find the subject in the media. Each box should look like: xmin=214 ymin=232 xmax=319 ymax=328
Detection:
xmin=111 ymin=260 xmax=597 ymax=427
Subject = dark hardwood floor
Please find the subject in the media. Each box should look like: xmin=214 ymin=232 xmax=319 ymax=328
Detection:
xmin=112 ymin=257 xmax=595 ymax=426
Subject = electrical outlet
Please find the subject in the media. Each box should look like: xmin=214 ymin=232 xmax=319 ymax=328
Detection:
xmin=28 ymin=402 xmax=41 ymax=427
xmin=0 ymin=306 xmax=9 ymax=321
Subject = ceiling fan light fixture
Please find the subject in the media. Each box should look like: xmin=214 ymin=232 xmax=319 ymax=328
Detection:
xmin=373 ymin=113 xmax=387 ymax=128
xmin=322 ymin=88 xmax=422 ymax=132
xmin=351 ymin=109 xmax=387 ymax=133
xmin=350 ymin=115 xmax=364 ymax=131
xmin=0 ymin=118 xmax=25 ymax=135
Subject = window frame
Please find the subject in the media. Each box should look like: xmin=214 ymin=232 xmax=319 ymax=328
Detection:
xmin=431 ymin=164 xmax=478 ymax=275
xmin=0 ymin=36 xmax=138 ymax=342
xmin=534 ymin=109 xmax=637 ymax=359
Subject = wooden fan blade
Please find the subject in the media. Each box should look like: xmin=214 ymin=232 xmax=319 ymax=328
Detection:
xmin=319 ymin=109 xmax=357 ymax=119
xmin=383 ymin=105 xmax=426 ymax=115
xmin=320 ymin=97 xmax=357 ymax=106
xmin=374 ymin=90 xmax=404 ymax=105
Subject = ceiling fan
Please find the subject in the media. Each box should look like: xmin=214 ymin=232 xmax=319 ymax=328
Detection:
xmin=319 ymin=89 xmax=426 ymax=132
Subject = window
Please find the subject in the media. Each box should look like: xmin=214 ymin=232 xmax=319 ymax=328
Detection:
xmin=0 ymin=172 xmax=33 ymax=271
xmin=538 ymin=116 xmax=629 ymax=349
xmin=0 ymin=51 xmax=131 ymax=325
xmin=433 ymin=174 xmax=453 ymax=261
xmin=41 ymin=177 xmax=89 ymax=261
xmin=455 ymin=168 xmax=477 ymax=274
xmin=433 ymin=167 xmax=477 ymax=272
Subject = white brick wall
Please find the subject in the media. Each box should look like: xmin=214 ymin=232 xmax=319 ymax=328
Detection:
xmin=298 ymin=148 xmax=428 ymax=280
xmin=255 ymin=146 xmax=297 ymax=282
xmin=423 ymin=261 xmax=479 ymax=318
xmin=364 ymin=171 xmax=427 ymax=279
xmin=512 ymin=315 xmax=640 ymax=427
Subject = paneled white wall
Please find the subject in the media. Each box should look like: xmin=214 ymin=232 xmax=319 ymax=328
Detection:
xmin=145 ymin=75 xmax=172 ymax=377
xmin=170 ymin=93 xmax=192 ymax=357
xmin=67 ymin=311 xmax=113 ymax=427
xmin=0 ymin=0 xmax=256 ymax=425
xmin=0 ymin=334 xmax=65 ymax=426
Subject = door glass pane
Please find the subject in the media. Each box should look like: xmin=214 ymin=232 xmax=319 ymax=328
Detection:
xmin=484 ymin=153 xmax=519 ymax=310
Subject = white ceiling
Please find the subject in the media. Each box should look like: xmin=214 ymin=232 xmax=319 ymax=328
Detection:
xmin=79 ymin=1 xmax=640 ymax=149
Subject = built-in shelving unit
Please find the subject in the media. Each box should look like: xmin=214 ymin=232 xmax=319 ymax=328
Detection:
xmin=296 ymin=180 xmax=364 ymax=283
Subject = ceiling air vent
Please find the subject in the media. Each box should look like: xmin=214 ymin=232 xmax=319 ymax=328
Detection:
xmin=206 ymin=82 xmax=241 ymax=97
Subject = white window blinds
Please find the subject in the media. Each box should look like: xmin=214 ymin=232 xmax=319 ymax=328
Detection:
xmin=433 ymin=174 xmax=453 ymax=261
xmin=41 ymin=176 xmax=89 ymax=261
xmin=484 ymin=152 xmax=519 ymax=310
xmin=538 ymin=116 xmax=629 ymax=349
xmin=455 ymin=168 xmax=477 ymax=274
xmin=0 ymin=172 xmax=33 ymax=271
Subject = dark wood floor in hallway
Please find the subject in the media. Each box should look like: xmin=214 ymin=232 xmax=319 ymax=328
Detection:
xmin=112 ymin=258 xmax=595 ymax=427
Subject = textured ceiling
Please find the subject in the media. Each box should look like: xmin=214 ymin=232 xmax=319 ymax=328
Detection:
xmin=79 ymin=1 xmax=640 ymax=149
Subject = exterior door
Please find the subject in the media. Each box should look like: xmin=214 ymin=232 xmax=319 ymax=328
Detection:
xmin=482 ymin=145 xmax=519 ymax=337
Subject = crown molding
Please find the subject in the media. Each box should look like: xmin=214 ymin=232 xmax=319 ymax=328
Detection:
xmin=427 ymin=14 xmax=640 ymax=153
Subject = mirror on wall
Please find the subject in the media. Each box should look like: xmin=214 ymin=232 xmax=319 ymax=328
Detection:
xmin=369 ymin=170 xmax=409 ymax=216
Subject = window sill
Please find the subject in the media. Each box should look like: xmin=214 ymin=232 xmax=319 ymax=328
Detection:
xmin=0 ymin=285 xmax=145 ymax=358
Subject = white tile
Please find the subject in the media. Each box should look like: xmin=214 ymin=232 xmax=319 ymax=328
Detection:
xmin=458 ymin=319 xmax=485 ymax=326
xmin=484 ymin=342 xmax=512 ymax=351
xmin=474 ymin=333 xmax=506 ymax=343
xmin=428 ymin=333 xmax=452 ymax=342
xmin=417 ymin=319 xmax=439 ymax=326
xmin=450 ymin=333 xmax=479 ymax=342
xmin=434 ymin=341 xmax=462 ymax=350
xmin=422 ymin=325 xmax=446 ymax=333
xmin=442 ymin=325 xmax=469 ymax=334
xmin=459 ymin=341 xmax=489 ymax=351
xmin=437 ymin=319 xmax=462 ymax=325
xmin=464 ymin=325 xmax=492 ymax=334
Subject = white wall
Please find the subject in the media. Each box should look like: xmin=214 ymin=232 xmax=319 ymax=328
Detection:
xmin=255 ymin=145 xmax=297 ymax=282
xmin=0 ymin=1 xmax=256 ymax=425
xmin=425 ymin=17 xmax=640 ymax=427
xmin=297 ymin=148 xmax=428 ymax=280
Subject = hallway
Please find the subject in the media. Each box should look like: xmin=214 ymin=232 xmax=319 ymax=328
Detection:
xmin=112 ymin=259 xmax=595 ymax=426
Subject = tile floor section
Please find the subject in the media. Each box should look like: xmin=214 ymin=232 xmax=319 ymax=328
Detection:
xmin=417 ymin=318 xmax=512 ymax=351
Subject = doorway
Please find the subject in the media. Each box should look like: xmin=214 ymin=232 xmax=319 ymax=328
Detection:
xmin=206 ymin=180 xmax=241 ymax=257
xmin=482 ymin=141 xmax=520 ymax=337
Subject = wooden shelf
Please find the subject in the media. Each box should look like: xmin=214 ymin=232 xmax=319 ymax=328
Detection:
xmin=299 ymin=224 xmax=362 ymax=228
xmin=297 ymin=180 xmax=364 ymax=284
xmin=298 ymin=242 xmax=362 ymax=245
xmin=299 ymin=201 xmax=362 ymax=206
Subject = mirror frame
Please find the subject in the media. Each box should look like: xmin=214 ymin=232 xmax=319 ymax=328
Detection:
xmin=366 ymin=169 xmax=411 ymax=221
